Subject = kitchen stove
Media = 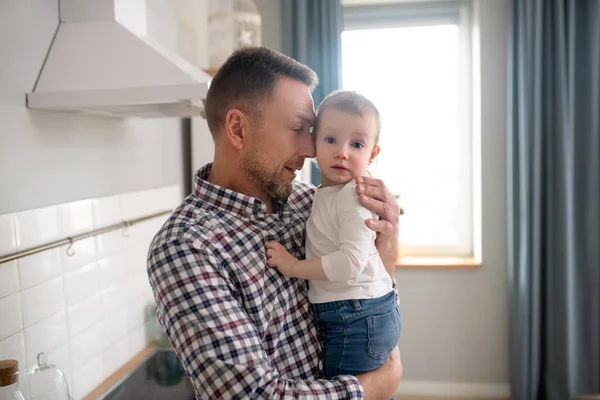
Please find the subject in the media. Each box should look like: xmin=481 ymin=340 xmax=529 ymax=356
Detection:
xmin=100 ymin=350 xmax=195 ymax=400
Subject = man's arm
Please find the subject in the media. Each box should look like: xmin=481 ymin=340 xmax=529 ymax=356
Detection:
xmin=357 ymin=347 xmax=403 ymax=399
xmin=355 ymin=176 xmax=401 ymax=280
xmin=148 ymin=238 xmax=363 ymax=399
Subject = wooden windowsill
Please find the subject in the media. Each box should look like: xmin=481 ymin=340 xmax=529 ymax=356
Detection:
xmin=397 ymin=256 xmax=481 ymax=269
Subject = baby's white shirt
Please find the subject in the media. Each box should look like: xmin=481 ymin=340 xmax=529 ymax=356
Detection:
xmin=305 ymin=181 xmax=393 ymax=304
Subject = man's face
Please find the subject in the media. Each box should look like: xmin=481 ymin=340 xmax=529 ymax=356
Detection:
xmin=241 ymin=77 xmax=316 ymax=200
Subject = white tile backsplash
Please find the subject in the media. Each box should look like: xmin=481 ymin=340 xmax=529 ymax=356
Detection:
xmin=127 ymin=297 xmax=151 ymax=331
xmin=166 ymin=186 xmax=183 ymax=210
xmin=0 ymin=261 xmax=20 ymax=299
xmin=130 ymin=244 xmax=151 ymax=277
xmin=128 ymin=323 xmax=150 ymax=357
xmin=0 ymin=214 xmax=17 ymax=255
xmin=122 ymin=187 xmax=173 ymax=221
xmin=61 ymin=237 xmax=97 ymax=273
xmin=64 ymin=262 xmax=99 ymax=306
xmin=97 ymin=253 xmax=127 ymax=291
xmin=154 ymin=187 xmax=175 ymax=214
xmin=121 ymin=190 xmax=151 ymax=221
xmin=0 ymin=293 xmax=23 ymax=341
xmin=96 ymin=230 xmax=127 ymax=259
xmin=60 ymin=199 xmax=95 ymax=237
xmin=129 ymin=219 xmax=165 ymax=247
xmin=24 ymin=311 xmax=68 ymax=369
xmin=18 ymin=247 xmax=62 ymax=290
xmin=100 ymin=309 xmax=128 ymax=350
xmin=14 ymin=205 xmax=60 ymax=250
xmin=0 ymin=185 xmax=178 ymax=399
xmin=72 ymin=356 xmax=104 ymax=400
xmin=67 ymin=294 xmax=101 ymax=337
xmin=130 ymin=270 xmax=151 ymax=299
xmin=102 ymin=335 xmax=130 ymax=377
xmin=99 ymin=285 xmax=123 ymax=317
xmin=21 ymin=276 xmax=65 ymax=328
xmin=93 ymin=195 xmax=122 ymax=228
xmin=70 ymin=324 xmax=102 ymax=370
xmin=0 ymin=332 xmax=26 ymax=373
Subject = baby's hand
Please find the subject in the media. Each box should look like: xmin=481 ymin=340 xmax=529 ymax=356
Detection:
xmin=266 ymin=241 xmax=298 ymax=277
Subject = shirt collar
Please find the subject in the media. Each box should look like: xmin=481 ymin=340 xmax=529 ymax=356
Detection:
xmin=193 ymin=163 xmax=288 ymax=218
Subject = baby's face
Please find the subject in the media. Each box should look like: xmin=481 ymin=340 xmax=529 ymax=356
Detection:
xmin=315 ymin=108 xmax=380 ymax=187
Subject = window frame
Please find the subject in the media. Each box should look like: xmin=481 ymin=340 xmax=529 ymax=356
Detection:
xmin=340 ymin=0 xmax=478 ymax=264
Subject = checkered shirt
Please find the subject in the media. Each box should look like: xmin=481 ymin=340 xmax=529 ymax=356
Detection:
xmin=147 ymin=164 xmax=364 ymax=399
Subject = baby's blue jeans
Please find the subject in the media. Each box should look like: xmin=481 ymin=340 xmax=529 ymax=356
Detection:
xmin=314 ymin=290 xmax=402 ymax=398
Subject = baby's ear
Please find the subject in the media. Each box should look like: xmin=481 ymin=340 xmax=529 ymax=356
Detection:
xmin=370 ymin=145 xmax=381 ymax=162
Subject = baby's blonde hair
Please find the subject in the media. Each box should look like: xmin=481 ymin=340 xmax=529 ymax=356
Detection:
xmin=314 ymin=90 xmax=382 ymax=144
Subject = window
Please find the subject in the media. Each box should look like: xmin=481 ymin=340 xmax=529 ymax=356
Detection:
xmin=340 ymin=1 xmax=477 ymax=261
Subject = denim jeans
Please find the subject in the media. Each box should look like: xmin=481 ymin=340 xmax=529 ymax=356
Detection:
xmin=313 ymin=290 xmax=402 ymax=380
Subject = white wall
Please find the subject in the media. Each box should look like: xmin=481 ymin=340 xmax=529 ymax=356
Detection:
xmin=191 ymin=117 xmax=214 ymax=176
xmin=0 ymin=0 xmax=186 ymax=215
xmin=396 ymin=0 xmax=510 ymax=392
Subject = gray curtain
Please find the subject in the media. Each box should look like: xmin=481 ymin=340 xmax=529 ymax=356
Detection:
xmin=508 ymin=1 xmax=600 ymax=400
xmin=281 ymin=0 xmax=343 ymax=186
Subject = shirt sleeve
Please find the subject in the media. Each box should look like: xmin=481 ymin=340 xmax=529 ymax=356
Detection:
xmin=147 ymin=237 xmax=364 ymax=400
xmin=321 ymin=182 xmax=377 ymax=282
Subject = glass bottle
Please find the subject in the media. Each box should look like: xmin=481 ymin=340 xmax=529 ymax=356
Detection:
xmin=0 ymin=360 xmax=25 ymax=400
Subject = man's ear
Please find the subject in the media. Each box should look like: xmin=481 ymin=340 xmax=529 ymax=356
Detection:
xmin=224 ymin=109 xmax=250 ymax=150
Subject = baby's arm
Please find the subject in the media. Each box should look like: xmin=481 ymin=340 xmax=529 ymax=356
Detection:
xmin=320 ymin=182 xmax=376 ymax=281
xmin=266 ymin=183 xmax=374 ymax=281
xmin=266 ymin=242 xmax=327 ymax=280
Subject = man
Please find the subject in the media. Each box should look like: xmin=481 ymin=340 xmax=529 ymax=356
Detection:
xmin=147 ymin=47 xmax=402 ymax=399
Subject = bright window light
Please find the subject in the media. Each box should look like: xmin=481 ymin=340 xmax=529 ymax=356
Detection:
xmin=341 ymin=24 xmax=473 ymax=256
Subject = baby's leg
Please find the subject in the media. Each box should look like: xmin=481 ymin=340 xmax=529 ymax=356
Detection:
xmin=318 ymin=291 xmax=401 ymax=398
xmin=339 ymin=295 xmax=401 ymax=375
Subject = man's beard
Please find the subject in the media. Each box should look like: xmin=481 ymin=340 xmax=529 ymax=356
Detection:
xmin=241 ymin=146 xmax=294 ymax=201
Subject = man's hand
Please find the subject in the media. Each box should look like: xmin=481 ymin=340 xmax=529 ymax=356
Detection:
xmin=266 ymin=241 xmax=299 ymax=277
xmin=357 ymin=347 xmax=403 ymax=400
xmin=355 ymin=176 xmax=401 ymax=275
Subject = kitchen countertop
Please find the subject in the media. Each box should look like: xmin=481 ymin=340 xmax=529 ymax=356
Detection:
xmin=83 ymin=345 xmax=195 ymax=400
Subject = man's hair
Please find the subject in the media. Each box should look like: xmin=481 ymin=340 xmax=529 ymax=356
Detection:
xmin=315 ymin=90 xmax=382 ymax=144
xmin=204 ymin=47 xmax=318 ymax=139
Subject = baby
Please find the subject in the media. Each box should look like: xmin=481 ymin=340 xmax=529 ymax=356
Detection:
xmin=266 ymin=90 xmax=402 ymax=383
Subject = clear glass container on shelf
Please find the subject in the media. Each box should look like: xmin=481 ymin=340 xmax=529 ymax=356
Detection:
xmin=0 ymin=360 xmax=25 ymax=400
xmin=25 ymin=353 xmax=71 ymax=400
xmin=208 ymin=0 xmax=262 ymax=70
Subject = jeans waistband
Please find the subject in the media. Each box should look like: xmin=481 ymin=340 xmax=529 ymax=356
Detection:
xmin=313 ymin=290 xmax=396 ymax=313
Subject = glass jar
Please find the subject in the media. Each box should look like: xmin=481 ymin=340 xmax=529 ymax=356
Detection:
xmin=208 ymin=0 xmax=262 ymax=69
xmin=147 ymin=303 xmax=171 ymax=349
xmin=25 ymin=353 xmax=71 ymax=400
xmin=0 ymin=360 xmax=25 ymax=400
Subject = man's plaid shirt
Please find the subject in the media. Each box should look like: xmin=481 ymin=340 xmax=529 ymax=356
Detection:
xmin=147 ymin=164 xmax=363 ymax=399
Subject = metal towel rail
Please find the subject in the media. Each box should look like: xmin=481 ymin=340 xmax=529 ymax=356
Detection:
xmin=0 ymin=210 xmax=172 ymax=265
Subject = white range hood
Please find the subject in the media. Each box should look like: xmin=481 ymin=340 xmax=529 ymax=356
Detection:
xmin=27 ymin=0 xmax=211 ymax=118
